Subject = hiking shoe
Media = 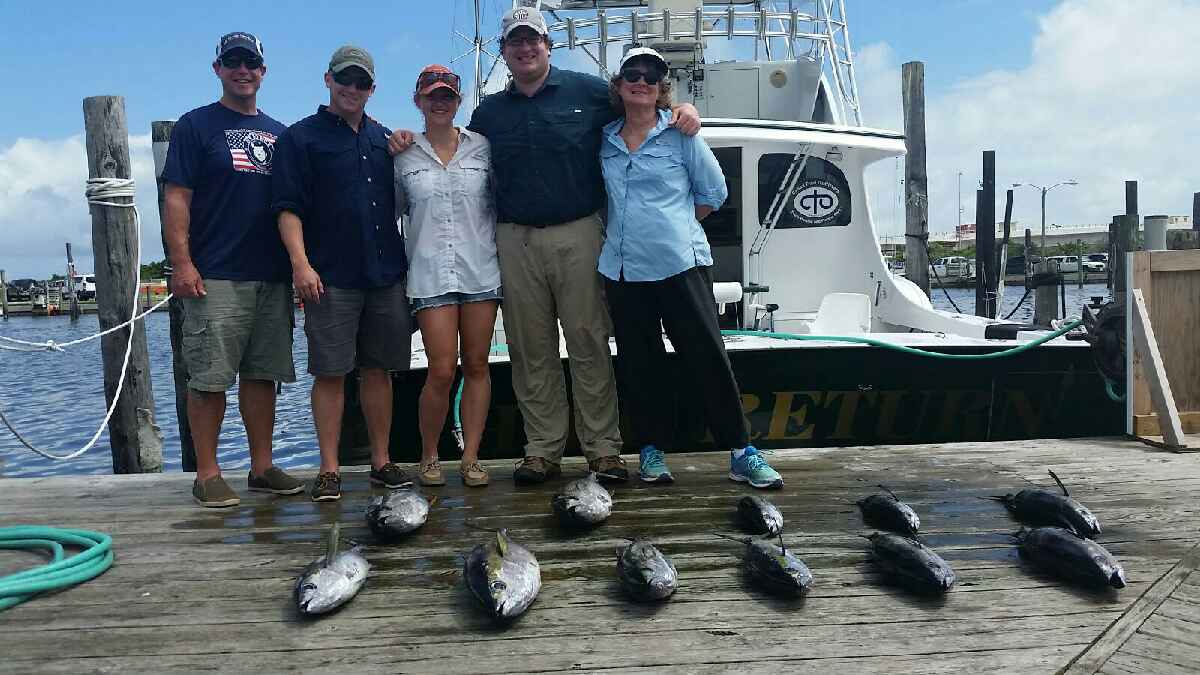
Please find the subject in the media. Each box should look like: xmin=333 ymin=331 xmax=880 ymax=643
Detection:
xmin=247 ymin=467 xmax=305 ymax=495
xmin=370 ymin=462 xmax=413 ymax=489
xmin=193 ymin=475 xmax=240 ymax=508
xmin=589 ymin=454 xmax=629 ymax=483
xmin=310 ymin=472 xmax=342 ymax=502
xmin=513 ymin=456 xmax=561 ymax=484
xmin=461 ymin=461 xmax=490 ymax=488
xmin=729 ymin=446 xmax=783 ymax=490
xmin=638 ymin=445 xmax=674 ymax=484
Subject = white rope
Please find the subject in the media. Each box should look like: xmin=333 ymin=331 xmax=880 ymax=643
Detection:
xmin=0 ymin=177 xmax=170 ymax=461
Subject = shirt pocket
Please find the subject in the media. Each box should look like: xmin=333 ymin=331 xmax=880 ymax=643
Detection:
xmin=402 ymin=166 xmax=440 ymax=202
xmin=455 ymin=159 xmax=490 ymax=200
xmin=311 ymin=139 xmax=359 ymax=192
xmin=539 ymin=109 xmax=589 ymax=150
xmin=636 ymin=142 xmax=684 ymax=185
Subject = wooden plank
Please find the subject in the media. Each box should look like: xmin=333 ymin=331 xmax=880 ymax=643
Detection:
xmin=1150 ymin=266 xmax=1200 ymax=413
xmin=1130 ymin=289 xmax=1187 ymax=448
xmin=1115 ymin=631 xmax=1200 ymax=670
xmin=1063 ymin=543 xmax=1200 ymax=674
xmin=1130 ymin=250 xmax=1153 ymax=426
xmin=1133 ymin=412 xmax=1200 ymax=437
xmin=1150 ymin=250 xmax=1200 ymax=273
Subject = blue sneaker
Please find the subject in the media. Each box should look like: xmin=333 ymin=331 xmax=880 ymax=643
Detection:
xmin=639 ymin=445 xmax=674 ymax=484
xmin=729 ymin=446 xmax=783 ymax=489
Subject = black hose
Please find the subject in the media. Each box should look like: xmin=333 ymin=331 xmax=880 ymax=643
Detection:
xmin=921 ymin=239 xmax=964 ymax=314
xmin=1002 ymin=288 xmax=1032 ymax=321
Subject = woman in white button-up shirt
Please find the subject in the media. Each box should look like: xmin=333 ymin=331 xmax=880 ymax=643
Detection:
xmin=394 ymin=65 xmax=501 ymax=488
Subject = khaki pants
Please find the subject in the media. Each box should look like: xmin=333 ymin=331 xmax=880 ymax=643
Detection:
xmin=496 ymin=213 xmax=622 ymax=462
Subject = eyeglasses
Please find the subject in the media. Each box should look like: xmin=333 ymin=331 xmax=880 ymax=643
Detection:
xmin=219 ymin=54 xmax=263 ymax=70
xmin=417 ymin=71 xmax=461 ymax=92
xmin=504 ymin=34 xmax=544 ymax=48
xmin=332 ymin=70 xmax=374 ymax=91
xmin=620 ymin=69 xmax=663 ymax=85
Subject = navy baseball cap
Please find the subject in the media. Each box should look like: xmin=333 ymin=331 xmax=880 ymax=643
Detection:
xmin=216 ymin=32 xmax=264 ymax=59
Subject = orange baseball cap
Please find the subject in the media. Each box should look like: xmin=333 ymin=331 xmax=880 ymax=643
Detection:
xmin=416 ymin=64 xmax=461 ymax=96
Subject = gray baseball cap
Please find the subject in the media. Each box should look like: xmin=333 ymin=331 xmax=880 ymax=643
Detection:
xmin=501 ymin=6 xmax=548 ymax=39
xmin=329 ymin=45 xmax=375 ymax=80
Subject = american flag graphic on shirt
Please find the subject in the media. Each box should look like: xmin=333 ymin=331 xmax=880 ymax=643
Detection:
xmin=225 ymin=129 xmax=277 ymax=175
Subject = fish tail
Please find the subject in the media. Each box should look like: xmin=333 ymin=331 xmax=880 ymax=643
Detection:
xmin=878 ymin=484 xmax=900 ymax=500
xmin=325 ymin=523 xmax=341 ymax=566
xmin=712 ymin=531 xmax=748 ymax=545
xmin=1048 ymin=469 xmax=1070 ymax=496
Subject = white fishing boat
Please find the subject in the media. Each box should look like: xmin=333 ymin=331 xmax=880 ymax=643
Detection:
xmin=347 ymin=0 xmax=1123 ymax=463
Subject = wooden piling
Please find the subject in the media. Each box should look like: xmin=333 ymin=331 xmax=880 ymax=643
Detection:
xmin=1113 ymin=214 xmax=1138 ymax=300
xmin=83 ymin=96 xmax=162 ymax=474
xmin=901 ymin=61 xmax=930 ymax=296
xmin=0 ymin=269 xmax=8 ymax=319
xmin=1033 ymin=260 xmax=1058 ymax=328
xmin=1126 ymin=181 xmax=1138 ymax=218
xmin=974 ymin=153 xmax=997 ymax=318
xmin=974 ymin=189 xmax=988 ymax=317
xmin=1193 ymin=192 xmax=1198 ymax=230
xmin=152 ymin=119 xmax=196 ymax=472
xmin=65 ymin=243 xmax=81 ymax=320
xmin=1076 ymin=239 xmax=1085 ymax=288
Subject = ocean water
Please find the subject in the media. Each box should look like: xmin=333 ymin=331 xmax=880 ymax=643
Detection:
xmin=0 ymin=282 xmax=1113 ymax=478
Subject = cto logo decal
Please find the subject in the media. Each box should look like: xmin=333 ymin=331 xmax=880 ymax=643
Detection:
xmin=789 ymin=178 xmax=845 ymax=226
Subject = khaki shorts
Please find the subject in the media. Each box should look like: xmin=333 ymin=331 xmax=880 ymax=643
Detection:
xmin=181 ymin=280 xmax=297 ymax=392
xmin=303 ymin=283 xmax=412 ymax=376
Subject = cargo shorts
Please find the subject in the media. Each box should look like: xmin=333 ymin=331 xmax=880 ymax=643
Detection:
xmin=180 ymin=280 xmax=297 ymax=392
xmin=302 ymin=283 xmax=413 ymax=377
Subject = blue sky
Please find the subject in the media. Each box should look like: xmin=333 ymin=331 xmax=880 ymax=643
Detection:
xmin=3 ymin=0 xmax=1197 ymax=279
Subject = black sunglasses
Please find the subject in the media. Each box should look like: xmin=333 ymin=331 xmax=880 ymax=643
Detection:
xmin=332 ymin=70 xmax=374 ymax=91
xmin=219 ymin=54 xmax=263 ymax=70
xmin=417 ymin=71 xmax=461 ymax=91
xmin=620 ymin=68 xmax=663 ymax=85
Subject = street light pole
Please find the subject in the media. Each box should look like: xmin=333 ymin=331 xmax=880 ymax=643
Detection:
xmin=1012 ymin=180 xmax=1078 ymax=255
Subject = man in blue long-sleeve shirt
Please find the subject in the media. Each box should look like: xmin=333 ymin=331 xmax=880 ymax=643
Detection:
xmin=273 ymin=45 xmax=411 ymax=502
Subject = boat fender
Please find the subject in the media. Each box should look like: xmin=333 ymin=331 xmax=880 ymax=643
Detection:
xmin=984 ymin=324 xmax=1023 ymax=340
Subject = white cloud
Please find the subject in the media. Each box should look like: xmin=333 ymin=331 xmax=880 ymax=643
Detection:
xmin=860 ymin=0 xmax=1200 ymax=239
xmin=0 ymin=134 xmax=161 ymax=279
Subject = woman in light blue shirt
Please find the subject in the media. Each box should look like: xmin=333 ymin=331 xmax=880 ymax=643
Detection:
xmin=600 ymin=48 xmax=783 ymax=490
xmin=395 ymin=65 xmax=500 ymax=488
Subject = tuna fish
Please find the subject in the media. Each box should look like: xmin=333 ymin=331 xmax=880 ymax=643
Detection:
xmin=1016 ymin=526 xmax=1126 ymax=589
xmin=988 ymin=470 xmax=1101 ymax=538
xmin=716 ymin=533 xmax=814 ymax=596
xmin=551 ymin=473 xmax=613 ymax=528
xmin=294 ymin=523 xmax=369 ymax=615
xmin=616 ymin=538 xmax=679 ymax=601
xmin=865 ymin=533 xmax=956 ymax=594
xmin=364 ymin=488 xmax=430 ymax=539
xmin=857 ymin=485 xmax=921 ymax=536
xmin=464 ymin=528 xmax=542 ymax=621
xmin=737 ymin=495 xmax=784 ymax=536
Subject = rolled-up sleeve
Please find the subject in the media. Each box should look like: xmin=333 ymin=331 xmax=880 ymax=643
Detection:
xmin=271 ymin=128 xmax=310 ymax=219
xmin=682 ymin=134 xmax=728 ymax=209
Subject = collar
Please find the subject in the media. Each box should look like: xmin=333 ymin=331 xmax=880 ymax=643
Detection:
xmin=603 ymin=108 xmax=672 ymax=151
xmin=317 ymin=104 xmax=374 ymax=131
xmin=506 ymin=64 xmax=562 ymax=98
xmin=413 ymin=127 xmax=477 ymax=160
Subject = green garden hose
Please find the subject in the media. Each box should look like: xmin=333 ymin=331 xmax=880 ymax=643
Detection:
xmin=0 ymin=526 xmax=113 ymax=611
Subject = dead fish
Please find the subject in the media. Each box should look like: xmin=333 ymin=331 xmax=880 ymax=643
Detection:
xmin=857 ymin=485 xmax=921 ymax=536
xmin=737 ymin=495 xmax=783 ymax=536
xmin=464 ymin=528 xmax=542 ymax=621
xmin=617 ymin=538 xmax=679 ymax=601
xmin=1016 ymin=526 xmax=1126 ymax=589
xmin=365 ymin=488 xmax=430 ymax=539
xmin=294 ymin=523 xmax=369 ymax=615
xmin=866 ymin=532 xmax=956 ymax=594
xmin=551 ymin=473 xmax=613 ymax=527
xmin=987 ymin=470 xmax=1101 ymax=538
xmin=715 ymin=533 xmax=814 ymax=596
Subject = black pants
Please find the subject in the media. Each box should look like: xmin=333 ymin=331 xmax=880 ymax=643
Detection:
xmin=605 ymin=266 xmax=750 ymax=450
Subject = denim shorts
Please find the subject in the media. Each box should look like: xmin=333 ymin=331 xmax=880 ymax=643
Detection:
xmin=410 ymin=287 xmax=503 ymax=313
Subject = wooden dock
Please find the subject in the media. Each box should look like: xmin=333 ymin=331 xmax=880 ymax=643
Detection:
xmin=3 ymin=436 xmax=1199 ymax=674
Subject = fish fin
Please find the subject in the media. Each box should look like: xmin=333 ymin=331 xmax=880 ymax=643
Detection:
xmin=464 ymin=519 xmax=497 ymax=533
xmin=325 ymin=523 xmax=340 ymax=567
xmin=427 ymin=495 xmax=439 ymax=508
xmin=778 ymin=532 xmax=786 ymax=556
xmin=496 ymin=529 xmax=509 ymax=557
xmin=878 ymin=484 xmax=900 ymax=501
xmin=594 ymin=472 xmax=622 ymax=482
xmin=712 ymin=531 xmax=750 ymax=545
xmin=981 ymin=495 xmax=1009 ymax=502
xmin=1048 ymin=469 xmax=1070 ymax=496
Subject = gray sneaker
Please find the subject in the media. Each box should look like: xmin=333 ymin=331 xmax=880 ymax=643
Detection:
xmin=310 ymin=472 xmax=342 ymax=502
xmin=193 ymin=475 xmax=241 ymax=508
xmin=247 ymin=467 xmax=305 ymax=495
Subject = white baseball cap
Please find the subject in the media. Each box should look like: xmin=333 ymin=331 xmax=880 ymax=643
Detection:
xmin=619 ymin=46 xmax=668 ymax=73
xmin=501 ymin=7 xmax=549 ymax=39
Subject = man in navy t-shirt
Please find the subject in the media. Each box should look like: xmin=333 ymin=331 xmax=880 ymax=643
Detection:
xmin=162 ymin=31 xmax=304 ymax=508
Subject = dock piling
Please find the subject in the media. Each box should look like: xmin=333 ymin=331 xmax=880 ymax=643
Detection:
xmin=151 ymin=119 xmax=196 ymax=472
xmin=902 ymin=61 xmax=930 ymax=296
xmin=1033 ymin=259 xmax=1059 ymax=328
xmin=65 ymin=242 xmax=81 ymax=320
xmin=0 ymin=270 xmax=8 ymax=319
xmin=83 ymin=95 xmax=162 ymax=474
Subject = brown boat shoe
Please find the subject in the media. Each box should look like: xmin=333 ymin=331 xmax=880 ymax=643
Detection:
xmin=419 ymin=459 xmax=446 ymax=487
xmin=193 ymin=475 xmax=240 ymax=508
xmin=513 ymin=456 xmax=561 ymax=484
xmin=310 ymin=472 xmax=342 ymax=502
xmin=460 ymin=461 xmax=490 ymax=487
xmin=247 ymin=467 xmax=305 ymax=495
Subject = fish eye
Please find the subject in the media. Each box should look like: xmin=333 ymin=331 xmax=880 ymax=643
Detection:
xmin=491 ymin=580 xmax=507 ymax=591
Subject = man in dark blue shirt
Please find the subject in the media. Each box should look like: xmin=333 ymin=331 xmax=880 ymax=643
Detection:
xmin=273 ymin=45 xmax=411 ymax=502
xmin=162 ymin=31 xmax=304 ymax=508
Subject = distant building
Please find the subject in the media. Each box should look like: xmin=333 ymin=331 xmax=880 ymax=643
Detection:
xmin=887 ymin=216 xmax=1194 ymax=250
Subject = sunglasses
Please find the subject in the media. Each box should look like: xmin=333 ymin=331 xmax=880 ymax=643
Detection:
xmin=620 ymin=68 xmax=663 ymax=85
xmin=332 ymin=70 xmax=374 ymax=91
xmin=417 ymin=71 xmax=461 ymax=92
xmin=219 ymin=54 xmax=263 ymax=70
